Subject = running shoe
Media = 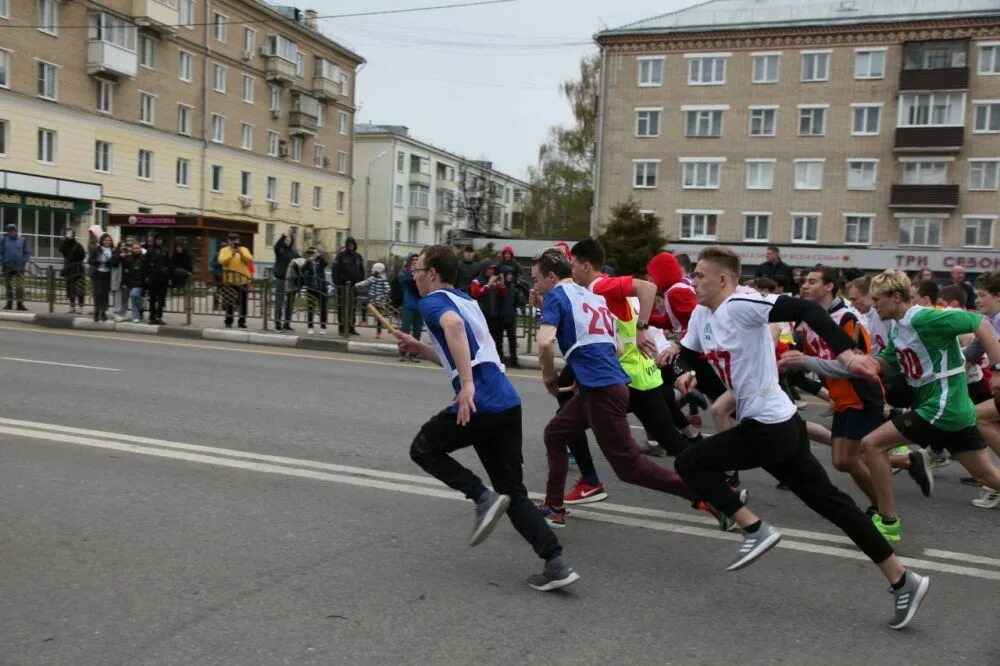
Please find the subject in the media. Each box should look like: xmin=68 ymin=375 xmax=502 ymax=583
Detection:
xmin=688 ymin=415 xmax=703 ymax=427
xmin=727 ymin=521 xmax=782 ymax=571
xmin=889 ymin=571 xmax=930 ymax=630
xmin=527 ymin=557 xmax=580 ymax=592
xmin=537 ymin=501 xmax=566 ymax=529
xmin=726 ymin=471 xmax=741 ymax=490
xmin=889 ymin=445 xmax=909 ymax=456
xmin=960 ymin=476 xmax=979 ymax=487
xmin=871 ymin=513 xmax=901 ymax=543
xmin=907 ymin=449 xmax=934 ymax=498
xmin=639 ymin=441 xmax=666 ymax=457
xmin=564 ymin=478 xmax=608 ymax=505
xmin=697 ymin=501 xmax=733 ymax=532
xmin=972 ymin=486 xmax=1000 ymax=509
xmin=468 ymin=491 xmax=510 ymax=547
xmin=928 ymin=450 xmax=950 ymax=470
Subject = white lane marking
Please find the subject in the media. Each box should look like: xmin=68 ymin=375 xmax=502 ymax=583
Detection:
xmin=1 ymin=357 xmax=120 ymax=372
xmin=924 ymin=549 xmax=1000 ymax=569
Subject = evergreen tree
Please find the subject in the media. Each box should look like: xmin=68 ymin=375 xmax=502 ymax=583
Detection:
xmin=597 ymin=201 xmax=668 ymax=277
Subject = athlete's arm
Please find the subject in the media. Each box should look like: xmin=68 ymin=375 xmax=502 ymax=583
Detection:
xmin=440 ymin=311 xmax=477 ymax=425
xmin=670 ymin=345 xmax=712 ymax=394
xmin=963 ymin=335 xmax=986 ymax=365
xmin=972 ymin=317 xmax=1000 ymax=394
xmin=537 ymin=323 xmax=561 ymax=395
xmin=632 ymin=279 xmax=659 ymax=359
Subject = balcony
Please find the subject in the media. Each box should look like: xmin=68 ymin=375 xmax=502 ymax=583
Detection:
xmin=132 ymin=0 xmax=178 ymax=33
xmin=434 ymin=211 xmax=454 ymax=224
xmin=437 ymin=175 xmax=456 ymax=190
xmin=265 ymin=55 xmax=297 ymax=85
xmin=87 ymin=41 xmax=138 ymax=78
xmin=408 ymin=204 xmax=429 ymax=220
xmin=899 ymin=67 xmax=969 ymax=91
xmin=894 ymin=126 xmax=964 ymax=152
xmin=409 ymin=172 xmax=431 ymax=187
xmin=312 ymin=76 xmax=340 ymax=101
xmin=288 ymin=111 xmax=317 ymax=136
xmin=890 ymin=184 xmax=959 ymax=209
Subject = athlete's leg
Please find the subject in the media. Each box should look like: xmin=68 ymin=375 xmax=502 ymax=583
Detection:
xmin=629 ymin=386 xmax=687 ymax=457
xmin=709 ymin=391 xmax=736 ymax=433
xmin=861 ymin=419 xmax=910 ymax=520
xmin=556 ymin=364 xmax=600 ymax=482
xmin=952 ymin=447 xmax=1000 ymax=490
xmin=975 ymin=398 xmax=1000 ymax=457
xmin=542 ymin=392 xmax=592 ymax=507
xmin=807 ymin=421 xmax=832 ymax=445
xmin=832 ymin=437 xmax=877 ymax=505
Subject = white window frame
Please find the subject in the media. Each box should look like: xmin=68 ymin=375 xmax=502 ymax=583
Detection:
xmin=897 ymin=92 xmax=966 ymax=128
xmin=968 ymin=159 xmax=1000 ymax=191
xmin=244 ymin=27 xmax=256 ymax=55
xmin=139 ymin=35 xmax=156 ymax=70
xmin=964 ymin=215 xmax=996 ymax=248
xmin=94 ymin=140 xmax=111 ymax=173
xmin=240 ymin=122 xmax=253 ymax=150
xmin=213 ymin=12 xmax=228 ymax=43
xmin=847 ymin=159 xmax=879 ymax=190
xmin=748 ymin=106 xmax=777 ymax=137
xmin=677 ymin=209 xmax=721 ymax=241
xmin=240 ymin=171 xmax=251 ymax=198
xmin=313 ymin=144 xmax=325 ymax=168
xmin=751 ymin=52 xmax=780 ymax=84
xmin=791 ymin=213 xmax=821 ymax=244
xmin=794 ymin=159 xmax=825 ymax=190
xmin=798 ymin=104 xmax=828 ymax=136
xmin=685 ymin=53 xmax=729 ymax=86
xmin=137 ymin=148 xmax=153 ymax=181
xmin=138 ymin=90 xmax=155 ymax=125
xmin=844 ymin=213 xmax=874 ymax=245
xmin=800 ymin=50 xmax=831 ymax=82
xmin=632 ymin=159 xmax=660 ymax=189
xmin=37 ymin=128 xmax=56 ymax=164
xmin=636 ymin=56 xmax=664 ymax=87
xmin=635 ymin=107 xmax=662 ymax=137
xmin=212 ymin=63 xmax=227 ymax=93
xmin=96 ymin=78 xmax=113 ymax=114
xmin=290 ymin=181 xmax=300 ymax=207
xmin=38 ymin=0 xmax=58 ymax=36
xmin=679 ymin=157 xmax=725 ymax=189
xmin=312 ymin=186 xmax=322 ymax=210
xmin=854 ymin=48 xmax=887 ymax=80
xmin=211 ymin=165 xmax=224 ymax=193
xmin=0 ymin=120 xmax=8 ymax=157
xmin=851 ymin=103 xmax=882 ymax=135
xmin=242 ymin=74 xmax=254 ymax=104
xmin=336 ymin=191 xmax=345 ymax=213
xmin=0 ymin=0 xmax=9 ymax=20
xmin=179 ymin=0 xmax=194 ymax=28
xmin=0 ymin=49 xmax=9 ymax=90
xmin=743 ymin=212 xmax=771 ymax=242
xmin=745 ymin=159 xmax=775 ymax=190
xmin=295 ymin=51 xmax=304 ymax=77
xmin=269 ymin=84 xmax=280 ymax=113
xmin=266 ymin=176 xmax=277 ymax=202
xmin=37 ymin=60 xmax=58 ymax=101
xmin=337 ymin=150 xmax=347 ymax=175
xmin=897 ymin=215 xmax=944 ymax=247
xmin=267 ymin=130 xmax=279 ymax=157
xmin=290 ymin=136 xmax=302 ymax=162
xmin=901 ymin=158 xmax=951 ymax=185
xmin=395 ymin=184 xmax=403 ymax=206
xmin=683 ymin=105 xmax=727 ymax=137
xmin=978 ymin=43 xmax=1000 ymax=76
xmin=177 ymin=103 xmax=192 ymax=136
xmin=339 ymin=111 xmax=348 ymax=135
xmin=179 ymin=51 xmax=193 ymax=83
xmin=210 ymin=113 xmax=225 ymax=144
xmin=176 ymin=157 xmax=190 ymax=188
xmin=973 ymin=100 xmax=1000 ymax=134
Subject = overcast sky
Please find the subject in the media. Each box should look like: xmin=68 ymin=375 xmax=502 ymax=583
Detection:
xmin=312 ymin=0 xmax=691 ymax=179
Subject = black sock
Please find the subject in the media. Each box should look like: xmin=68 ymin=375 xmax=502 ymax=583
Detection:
xmin=744 ymin=520 xmax=762 ymax=534
xmin=880 ymin=514 xmax=898 ymax=525
xmin=891 ymin=573 xmax=908 ymax=590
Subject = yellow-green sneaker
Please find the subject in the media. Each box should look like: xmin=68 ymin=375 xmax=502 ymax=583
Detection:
xmin=889 ymin=445 xmax=909 ymax=456
xmin=872 ymin=513 xmax=901 ymax=542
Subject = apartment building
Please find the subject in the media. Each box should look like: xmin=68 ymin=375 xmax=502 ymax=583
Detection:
xmin=0 ymin=0 xmax=362 ymax=276
xmin=594 ymin=0 xmax=1000 ymax=272
xmin=352 ymin=124 xmax=527 ymax=261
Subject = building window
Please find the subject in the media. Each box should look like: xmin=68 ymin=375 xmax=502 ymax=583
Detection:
xmin=177 ymin=104 xmax=192 ymax=136
xmin=852 ymin=104 xmax=881 ymax=135
xmin=290 ymin=182 xmax=300 ymax=206
xmin=0 ymin=120 xmax=7 ymax=156
xmin=0 ymin=50 xmax=8 ymax=89
xmin=854 ymin=49 xmax=885 ymax=79
xmin=798 ymin=106 xmax=827 ymax=135
xmin=94 ymin=203 xmax=109 ymax=229
xmin=687 ymin=55 xmax=727 ymax=85
xmin=139 ymin=91 xmax=155 ymax=124
xmin=973 ymin=102 xmax=1000 ymax=133
xmin=314 ymin=144 xmax=324 ymax=168
xmin=899 ymin=217 xmax=942 ymax=247
xmin=969 ymin=159 xmax=1000 ymax=190
xmin=844 ymin=215 xmax=873 ymax=245
xmin=213 ymin=12 xmax=228 ymax=42
xmin=176 ymin=157 xmax=190 ymax=187
xmin=409 ymin=185 xmax=430 ymax=208
xmin=337 ymin=151 xmax=347 ymax=174
xmin=37 ymin=128 xmax=56 ymax=163
xmin=139 ymin=35 xmax=156 ymax=69
xmin=637 ymin=56 xmax=664 ymax=86
xmin=744 ymin=213 xmax=770 ymax=241
xmin=745 ymin=160 xmax=775 ymax=190
xmin=269 ymin=84 xmax=280 ymax=113
xmin=395 ymin=184 xmax=403 ymax=205
xmin=792 ymin=214 xmax=820 ymax=243
xmin=904 ymin=40 xmax=966 ymax=70
xmin=899 ymin=92 xmax=965 ymax=127
xmin=679 ymin=212 xmax=719 ymax=240
xmin=316 ymin=104 xmax=324 ymax=128
xmin=240 ymin=171 xmax=251 ymax=197
xmin=96 ymin=79 xmax=113 ymax=113
xmin=902 ymin=160 xmax=948 ymax=185
xmin=847 ymin=160 xmax=878 ymax=190
xmin=407 ymin=220 xmax=418 ymax=243
xmin=633 ymin=160 xmax=659 ymax=188
xmin=794 ymin=160 xmax=824 ymax=189
xmin=179 ymin=51 xmax=192 ymax=82
xmin=965 ymin=217 xmax=995 ymax=247
xmin=295 ymin=52 xmax=304 ymax=77
xmin=267 ymin=130 xmax=279 ymax=157
xmin=752 ymin=53 xmax=779 ymax=83
xmin=397 ymin=151 xmax=405 ymax=172
xmin=681 ymin=160 xmax=722 ymax=189
xmin=340 ymin=72 xmax=350 ymax=96
xmin=0 ymin=0 xmax=6 ymax=18
xmin=291 ymin=136 xmax=302 ymax=162
xmin=312 ymin=186 xmax=321 ymax=209
xmin=635 ymin=108 xmax=662 ymax=137
xmin=242 ymin=75 xmax=254 ymax=103
xmin=749 ymin=107 xmax=776 ymax=136
xmin=244 ymin=27 xmax=256 ymax=55
xmin=38 ymin=0 xmax=58 ymax=36
xmin=37 ymin=61 xmax=57 ymax=100
xmin=685 ymin=109 xmax=724 ymax=137
xmin=213 ymin=64 xmax=226 ymax=93
xmin=94 ymin=140 xmax=111 ymax=173
xmin=211 ymin=165 xmax=223 ymax=192
xmin=137 ymin=149 xmax=153 ymax=180
xmin=265 ymin=223 xmax=275 ymax=245
xmin=801 ymin=51 xmax=830 ymax=81
xmin=88 ymin=12 xmax=136 ymax=50
xmin=394 ymin=221 xmax=401 ymax=241
xmin=240 ymin=122 xmax=252 ymax=150
xmin=179 ymin=0 xmax=194 ymax=28
xmin=266 ymin=176 xmax=277 ymax=202
xmin=339 ymin=112 xmax=348 ymax=135
xmin=211 ymin=114 xmax=224 ymax=143
xmin=336 ymin=191 xmax=345 ymax=213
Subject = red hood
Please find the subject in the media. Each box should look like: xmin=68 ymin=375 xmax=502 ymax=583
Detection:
xmin=502 ymin=245 xmax=514 ymax=255
xmin=646 ymin=253 xmax=685 ymax=291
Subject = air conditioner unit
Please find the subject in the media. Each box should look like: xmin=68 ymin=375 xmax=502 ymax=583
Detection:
xmin=278 ymin=144 xmax=289 ymax=158
xmin=242 ymin=51 xmax=253 ymax=62
xmin=269 ymin=201 xmax=279 ymax=210
xmin=239 ymin=196 xmax=253 ymax=208
xmin=322 ymin=156 xmax=331 ymax=167
xmin=259 ymin=46 xmax=271 ymax=57
xmin=271 ymin=109 xmax=281 ymax=119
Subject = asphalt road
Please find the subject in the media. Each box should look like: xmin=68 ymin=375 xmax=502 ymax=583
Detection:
xmin=0 ymin=322 xmax=998 ymax=666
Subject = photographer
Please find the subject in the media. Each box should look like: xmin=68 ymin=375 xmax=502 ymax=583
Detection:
xmin=217 ymin=232 xmax=253 ymax=329
xmin=471 ymin=261 xmax=507 ymax=357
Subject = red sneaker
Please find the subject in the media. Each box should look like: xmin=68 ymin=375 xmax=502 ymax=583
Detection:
xmin=689 ymin=415 xmax=703 ymax=427
xmin=564 ymin=478 xmax=608 ymax=505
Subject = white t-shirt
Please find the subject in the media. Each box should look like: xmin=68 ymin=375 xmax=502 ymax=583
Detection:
xmin=682 ymin=291 xmax=796 ymax=425
xmin=858 ymin=307 xmax=888 ymax=356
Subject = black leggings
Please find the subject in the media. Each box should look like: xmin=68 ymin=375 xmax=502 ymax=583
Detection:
xmin=91 ymin=272 xmax=111 ymax=315
xmin=675 ymin=415 xmax=894 ymax=564
xmin=148 ymin=282 xmax=167 ymax=321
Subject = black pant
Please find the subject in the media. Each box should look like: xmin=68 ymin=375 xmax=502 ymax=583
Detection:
xmin=91 ymin=271 xmax=111 ymax=316
xmin=223 ymin=284 xmax=248 ymax=327
xmin=660 ymin=366 xmax=692 ymax=430
xmin=307 ymin=289 xmax=327 ymax=327
xmin=675 ymin=414 xmax=894 ymax=564
xmin=410 ymin=406 xmax=561 ymax=561
xmin=148 ymin=281 xmax=167 ymax=321
xmin=498 ymin=316 xmax=518 ymax=363
xmin=336 ymin=287 xmax=355 ymax=333
xmin=4 ymin=270 xmax=25 ymax=304
xmin=66 ymin=275 xmax=85 ymax=308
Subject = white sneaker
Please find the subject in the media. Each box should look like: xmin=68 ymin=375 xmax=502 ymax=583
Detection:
xmin=307 ymin=327 xmax=315 ymax=335
xmin=972 ymin=486 xmax=1000 ymax=509
xmin=318 ymin=328 xmax=326 ymax=335
xmin=131 ymin=318 xmax=140 ymax=323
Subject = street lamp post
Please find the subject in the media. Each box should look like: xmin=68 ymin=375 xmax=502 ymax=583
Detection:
xmin=364 ymin=150 xmax=388 ymax=261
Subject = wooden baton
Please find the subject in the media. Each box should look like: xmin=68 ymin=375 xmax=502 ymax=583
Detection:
xmin=367 ymin=303 xmax=397 ymax=335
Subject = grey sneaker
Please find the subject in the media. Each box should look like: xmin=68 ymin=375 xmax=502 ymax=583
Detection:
xmin=928 ymin=450 xmax=950 ymax=470
xmin=889 ymin=570 xmax=930 ymax=630
xmin=468 ymin=491 xmax=510 ymax=547
xmin=527 ymin=557 xmax=580 ymax=592
xmin=907 ymin=449 xmax=934 ymax=498
xmin=727 ymin=520 xmax=782 ymax=571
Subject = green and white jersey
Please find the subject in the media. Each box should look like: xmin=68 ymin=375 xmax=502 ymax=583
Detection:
xmin=879 ymin=306 xmax=982 ymax=431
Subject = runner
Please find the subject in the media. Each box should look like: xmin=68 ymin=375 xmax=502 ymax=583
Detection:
xmin=393 ymin=245 xmax=579 ymax=591
xmin=670 ymin=247 xmax=929 ymax=630
xmin=860 ymin=269 xmax=1000 ymax=535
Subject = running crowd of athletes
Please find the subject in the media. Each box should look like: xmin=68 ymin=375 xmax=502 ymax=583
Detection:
xmin=388 ymin=238 xmax=1000 ymax=632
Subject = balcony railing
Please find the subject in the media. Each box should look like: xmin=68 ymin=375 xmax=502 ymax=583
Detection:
xmin=288 ymin=111 xmax=317 ymax=136
xmin=890 ymin=184 xmax=960 ymax=209
xmin=894 ymin=126 xmax=964 ymax=152
xmin=899 ymin=67 xmax=969 ymax=91
xmin=265 ymin=55 xmax=297 ymax=85
xmin=312 ymin=76 xmax=340 ymax=101
xmin=87 ymin=40 xmax=138 ymax=78
xmin=132 ymin=0 xmax=178 ymax=33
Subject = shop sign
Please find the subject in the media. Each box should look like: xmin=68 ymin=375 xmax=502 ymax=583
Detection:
xmin=0 ymin=192 xmax=91 ymax=214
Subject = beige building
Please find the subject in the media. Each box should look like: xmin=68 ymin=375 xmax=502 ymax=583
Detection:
xmin=594 ymin=0 xmax=1000 ymax=273
xmin=0 ymin=0 xmax=362 ymax=276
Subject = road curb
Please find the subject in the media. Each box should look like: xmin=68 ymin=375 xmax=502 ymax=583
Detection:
xmin=0 ymin=311 xmax=37 ymax=323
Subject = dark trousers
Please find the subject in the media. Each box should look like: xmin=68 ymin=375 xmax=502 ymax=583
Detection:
xmin=675 ymin=414 xmax=894 ymax=564
xmin=410 ymin=406 xmax=561 ymax=561
xmin=307 ymin=289 xmax=327 ymax=328
xmin=497 ymin=316 xmax=518 ymax=363
xmin=660 ymin=366 xmax=693 ymax=430
xmin=544 ymin=383 xmax=694 ymax=506
xmin=148 ymin=282 xmax=167 ymax=321
xmin=223 ymin=284 xmax=248 ymax=327
xmin=337 ymin=287 xmax=356 ymax=333
xmin=274 ymin=280 xmax=292 ymax=327
xmin=91 ymin=271 xmax=111 ymax=316
xmin=4 ymin=270 xmax=25 ymax=304
xmin=66 ymin=275 xmax=85 ymax=308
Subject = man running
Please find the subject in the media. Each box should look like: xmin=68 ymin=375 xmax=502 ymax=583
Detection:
xmin=671 ymin=247 xmax=929 ymax=630
xmin=394 ymin=245 xmax=579 ymax=591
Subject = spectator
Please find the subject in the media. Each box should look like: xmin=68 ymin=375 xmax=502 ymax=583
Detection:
xmin=754 ymin=245 xmax=793 ymax=293
xmin=210 ymin=239 xmax=226 ymax=311
xmin=332 ymin=236 xmax=365 ymax=335
xmin=301 ymin=246 xmax=329 ymax=335
xmin=143 ymin=234 xmax=171 ymax=325
xmin=496 ymin=265 xmax=521 ymax=367
xmin=1 ymin=223 xmax=30 ymax=311
xmin=122 ymin=242 xmax=147 ymax=323
xmin=272 ymin=232 xmax=298 ymax=331
xmin=356 ymin=262 xmax=391 ymax=339
xmin=916 ymin=267 xmax=935 ymax=283
xmin=790 ymin=267 xmax=804 ymax=296
xmin=87 ymin=233 xmax=118 ymax=322
xmin=169 ymin=242 xmax=193 ymax=289
xmin=218 ymin=232 xmax=253 ymax=329
xmin=456 ymin=245 xmax=479 ymax=294
xmin=911 ymin=279 xmax=939 ymax=307
xmin=59 ymin=228 xmax=86 ymax=313
xmin=398 ymin=252 xmax=423 ymax=362
xmin=471 ymin=261 xmax=506 ymax=357
xmin=110 ymin=241 xmax=128 ymax=320
xmin=675 ymin=252 xmax=693 ymax=284
xmin=950 ymin=265 xmax=976 ymax=310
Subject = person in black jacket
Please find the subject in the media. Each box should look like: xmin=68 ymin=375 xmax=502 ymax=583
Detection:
xmin=60 ymin=228 xmax=87 ymax=313
xmin=122 ymin=242 xmax=147 ymax=322
xmin=87 ymin=233 xmax=119 ymax=322
xmin=456 ymin=245 xmax=480 ymax=295
xmin=332 ymin=236 xmax=365 ymax=335
xmin=144 ymin=234 xmax=171 ymax=325
xmin=302 ymin=246 xmax=329 ymax=334
xmin=169 ymin=242 xmax=193 ymax=289
xmin=272 ymin=232 xmax=299 ymax=331
xmin=754 ymin=245 xmax=794 ymax=293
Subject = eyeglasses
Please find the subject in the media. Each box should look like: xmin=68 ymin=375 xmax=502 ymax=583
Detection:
xmin=411 ymin=267 xmax=430 ymax=273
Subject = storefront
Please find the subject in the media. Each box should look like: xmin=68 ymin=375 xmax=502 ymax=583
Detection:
xmin=109 ymin=214 xmax=258 ymax=280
